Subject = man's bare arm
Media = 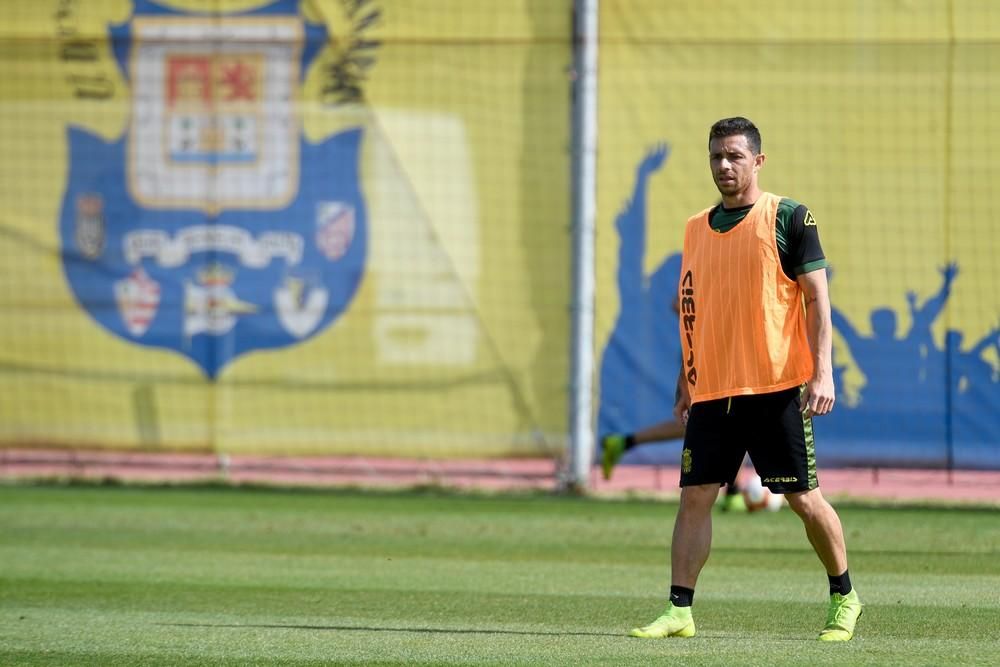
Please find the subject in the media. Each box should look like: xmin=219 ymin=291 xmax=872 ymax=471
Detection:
xmin=797 ymin=269 xmax=836 ymax=416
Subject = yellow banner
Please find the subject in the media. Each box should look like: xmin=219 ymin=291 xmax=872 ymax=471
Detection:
xmin=0 ymin=0 xmax=572 ymax=457
xmin=1 ymin=1 xmax=996 ymax=465
xmin=595 ymin=1 xmax=1000 ymax=467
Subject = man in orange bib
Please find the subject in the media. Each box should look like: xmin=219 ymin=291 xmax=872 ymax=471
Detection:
xmin=629 ymin=117 xmax=863 ymax=642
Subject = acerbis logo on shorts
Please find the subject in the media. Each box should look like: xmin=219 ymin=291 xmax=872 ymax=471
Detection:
xmin=762 ymin=476 xmax=798 ymax=484
xmin=680 ymin=270 xmax=697 ymax=386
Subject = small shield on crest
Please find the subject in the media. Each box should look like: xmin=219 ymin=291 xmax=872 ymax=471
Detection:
xmin=114 ymin=267 xmax=161 ymax=337
xmin=316 ymin=202 xmax=356 ymax=261
xmin=75 ymin=194 xmax=105 ymax=260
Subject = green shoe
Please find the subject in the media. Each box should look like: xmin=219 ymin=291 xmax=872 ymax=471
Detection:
xmin=818 ymin=590 xmax=863 ymax=641
xmin=629 ymin=603 xmax=696 ymax=638
xmin=720 ymin=492 xmax=747 ymax=513
xmin=600 ymin=434 xmax=626 ymax=481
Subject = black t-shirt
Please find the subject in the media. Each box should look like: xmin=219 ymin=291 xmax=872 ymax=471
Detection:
xmin=708 ymin=197 xmax=828 ymax=280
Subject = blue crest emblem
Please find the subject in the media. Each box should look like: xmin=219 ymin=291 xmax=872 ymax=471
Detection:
xmin=58 ymin=0 xmax=373 ymax=377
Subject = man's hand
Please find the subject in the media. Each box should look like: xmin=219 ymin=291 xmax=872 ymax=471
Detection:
xmin=801 ymin=375 xmax=835 ymax=417
xmin=941 ymin=261 xmax=959 ymax=285
xmin=673 ymin=377 xmax=692 ymax=426
xmin=673 ymin=399 xmax=691 ymax=427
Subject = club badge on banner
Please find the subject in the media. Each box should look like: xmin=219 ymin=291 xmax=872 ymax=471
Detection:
xmin=58 ymin=0 xmax=374 ymax=378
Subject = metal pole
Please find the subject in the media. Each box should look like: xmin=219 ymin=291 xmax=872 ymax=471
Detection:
xmin=567 ymin=0 xmax=599 ymax=490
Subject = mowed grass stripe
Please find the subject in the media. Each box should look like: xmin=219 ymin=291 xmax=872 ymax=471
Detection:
xmin=3 ymin=545 xmax=1000 ymax=608
xmin=4 ymin=579 xmax=999 ymax=638
xmin=3 ymin=489 xmax=997 ymax=571
xmin=4 ymin=606 xmax=1000 ymax=667
xmin=4 ymin=605 xmax=1000 ymax=667
xmin=1 ymin=484 xmax=999 ymax=666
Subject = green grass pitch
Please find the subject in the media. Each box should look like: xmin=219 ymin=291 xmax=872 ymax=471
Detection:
xmin=1 ymin=483 xmax=999 ymax=666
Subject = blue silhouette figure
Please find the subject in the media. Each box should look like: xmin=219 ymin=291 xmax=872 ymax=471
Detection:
xmin=831 ymin=263 xmax=958 ymax=401
xmin=597 ymin=144 xmax=683 ymax=459
xmin=828 ymin=262 xmax=999 ymax=467
xmin=947 ymin=326 xmax=1000 ymax=457
xmin=828 ymin=267 xmax=956 ymax=457
xmin=947 ymin=327 xmax=999 ymax=392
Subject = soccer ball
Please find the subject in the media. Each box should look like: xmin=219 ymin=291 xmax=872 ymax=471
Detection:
xmin=741 ymin=474 xmax=784 ymax=512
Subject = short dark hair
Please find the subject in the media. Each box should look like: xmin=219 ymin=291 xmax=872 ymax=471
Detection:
xmin=709 ymin=117 xmax=761 ymax=155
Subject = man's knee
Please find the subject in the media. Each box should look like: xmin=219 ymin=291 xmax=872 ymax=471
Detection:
xmin=679 ymin=483 xmax=720 ymax=511
xmin=786 ymin=487 xmax=831 ymax=520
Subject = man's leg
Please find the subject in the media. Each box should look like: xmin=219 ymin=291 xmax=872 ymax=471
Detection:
xmin=630 ymin=483 xmax=717 ymax=638
xmin=671 ymin=483 xmax=719 ymax=587
xmin=721 ymin=454 xmax=751 ymax=512
xmin=635 ymin=419 xmax=686 ymax=443
xmin=785 ymin=487 xmax=847 ymax=574
xmin=747 ymin=387 xmax=863 ymax=641
xmin=601 ymin=419 xmax=686 ymax=480
xmin=786 ymin=487 xmax=863 ymax=641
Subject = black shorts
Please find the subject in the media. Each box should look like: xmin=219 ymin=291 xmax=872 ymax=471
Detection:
xmin=680 ymin=385 xmax=818 ymax=494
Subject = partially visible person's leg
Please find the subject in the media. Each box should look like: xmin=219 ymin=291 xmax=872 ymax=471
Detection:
xmin=634 ymin=419 xmax=686 ymax=443
xmin=720 ymin=453 xmax=751 ymax=512
xmin=600 ymin=419 xmax=686 ymax=480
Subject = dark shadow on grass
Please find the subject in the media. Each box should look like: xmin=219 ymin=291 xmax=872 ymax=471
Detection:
xmin=159 ymin=622 xmax=811 ymax=642
xmin=159 ymin=621 xmax=621 ymax=638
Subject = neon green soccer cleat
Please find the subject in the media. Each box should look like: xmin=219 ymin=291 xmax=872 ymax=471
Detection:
xmin=629 ymin=603 xmax=696 ymax=638
xmin=720 ymin=492 xmax=747 ymax=513
xmin=600 ymin=434 xmax=626 ymax=481
xmin=818 ymin=589 xmax=863 ymax=641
